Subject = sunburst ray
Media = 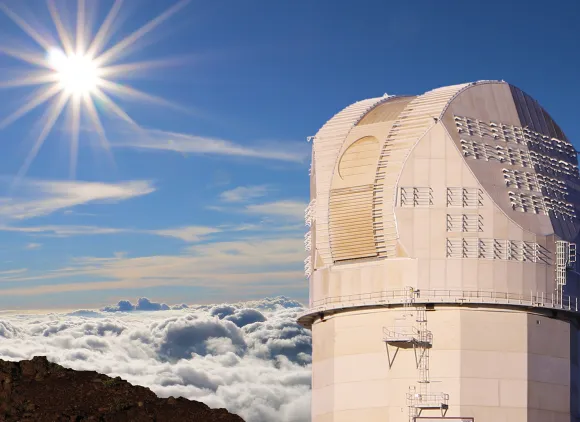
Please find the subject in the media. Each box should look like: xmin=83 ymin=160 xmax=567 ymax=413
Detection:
xmin=86 ymin=0 xmax=124 ymax=59
xmin=97 ymin=79 xmax=188 ymax=113
xmin=0 ymin=71 xmax=59 ymax=88
xmin=16 ymin=91 xmax=69 ymax=182
xmin=0 ymin=84 xmax=62 ymax=129
xmin=93 ymin=0 xmax=190 ymax=67
xmin=0 ymin=0 xmax=191 ymax=180
xmin=47 ymin=0 xmax=74 ymax=56
xmin=67 ymin=95 xmax=81 ymax=179
xmin=0 ymin=45 xmax=51 ymax=68
xmin=76 ymin=0 xmax=86 ymax=55
xmin=98 ymin=56 xmax=192 ymax=79
xmin=0 ymin=4 xmax=54 ymax=51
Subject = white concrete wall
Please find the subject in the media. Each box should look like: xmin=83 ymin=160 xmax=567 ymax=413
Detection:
xmin=312 ymin=306 xmax=571 ymax=422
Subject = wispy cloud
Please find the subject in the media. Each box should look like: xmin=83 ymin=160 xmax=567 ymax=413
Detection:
xmin=209 ymin=196 xmax=307 ymax=225
xmin=0 ymin=225 xmax=127 ymax=237
xmin=0 ymin=235 xmax=306 ymax=295
xmin=244 ymin=200 xmax=306 ymax=222
xmin=220 ymin=185 xmax=270 ymax=203
xmin=0 ymin=223 xmax=245 ymax=243
xmin=24 ymin=243 xmax=41 ymax=250
xmin=114 ymin=129 xmax=309 ymax=163
xmin=0 ymin=179 xmax=155 ymax=221
xmin=0 ymin=268 xmax=27 ymax=276
xmin=151 ymin=226 xmax=222 ymax=242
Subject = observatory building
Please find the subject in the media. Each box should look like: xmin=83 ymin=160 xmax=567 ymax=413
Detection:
xmin=298 ymin=80 xmax=580 ymax=422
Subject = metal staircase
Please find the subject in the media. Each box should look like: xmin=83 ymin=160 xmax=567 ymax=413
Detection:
xmin=556 ymin=240 xmax=576 ymax=306
xmin=382 ymin=287 xmax=449 ymax=421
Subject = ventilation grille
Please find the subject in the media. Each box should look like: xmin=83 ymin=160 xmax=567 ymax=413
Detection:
xmin=502 ymin=169 xmax=540 ymax=191
xmin=304 ymin=231 xmax=312 ymax=251
xmin=508 ymin=192 xmax=548 ymax=214
xmin=446 ymin=214 xmax=483 ymax=232
xmin=304 ymin=199 xmax=316 ymax=227
xmin=454 ymin=115 xmax=577 ymax=160
xmin=447 ymin=188 xmax=483 ymax=207
xmin=304 ymin=256 xmax=312 ymax=278
xmin=446 ymin=238 xmax=551 ymax=263
xmin=400 ymin=187 xmax=433 ymax=207
xmin=460 ymin=139 xmax=533 ymax=167
xmin=537 ymin=174 xmax=568 ymax=200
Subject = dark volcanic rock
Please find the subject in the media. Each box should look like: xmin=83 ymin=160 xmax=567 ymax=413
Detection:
xmin=0 ymin=356 xmax=245 ymax=421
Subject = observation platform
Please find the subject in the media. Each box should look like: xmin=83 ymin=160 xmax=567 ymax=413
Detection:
xmin=407 ymin=392 xmax=449 ymax=414
xmin=297 ymin=288 xmax=580 ymax=329
xmin=383 ymin=327 xmax=433 ymax=349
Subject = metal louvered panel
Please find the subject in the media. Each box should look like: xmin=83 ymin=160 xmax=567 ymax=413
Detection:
xmin=447 ymin=238 xmax=551 ymax=264
xmin=400 ymin=187 xmax=433 ymax=207
xmin=314 ymin=96 xmax=392 ymax=265
xmin=329 ymin=185 xmax=377 ymax=262
xmin=446 ymin=214 xmax=483 ymax=232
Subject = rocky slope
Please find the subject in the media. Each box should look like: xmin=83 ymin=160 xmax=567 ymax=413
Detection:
xmin=0 ymin=356 xmax=245 ymax=421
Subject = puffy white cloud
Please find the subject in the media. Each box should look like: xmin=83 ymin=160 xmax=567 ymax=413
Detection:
xmin=0 ymin=296 xmax=311 ymax=422
xmin=102 ymin=297 xmax=172 ymax=312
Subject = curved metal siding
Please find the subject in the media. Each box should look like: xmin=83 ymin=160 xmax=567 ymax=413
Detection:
xmin=508 ymin=84 xmax=580 ymax=244
xmin=313 ymin=96 xmax=391 ymax=266
xmin=372 ymin=83 xmax=470 ymax=257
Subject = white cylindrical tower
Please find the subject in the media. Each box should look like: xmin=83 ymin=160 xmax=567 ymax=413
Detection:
xmin=298 ymin=81 xmax=580 ymax=422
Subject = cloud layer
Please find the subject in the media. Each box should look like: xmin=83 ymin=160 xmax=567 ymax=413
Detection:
xmin=0 ymin=296 xmax=311 ymax=422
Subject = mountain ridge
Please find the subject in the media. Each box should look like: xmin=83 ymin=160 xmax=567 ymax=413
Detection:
xmin=0 ymin=355 xmax=245 ymax=421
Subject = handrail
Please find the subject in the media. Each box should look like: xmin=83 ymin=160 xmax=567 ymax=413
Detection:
xmin=299 ymin=288 xmax=580 ymax=319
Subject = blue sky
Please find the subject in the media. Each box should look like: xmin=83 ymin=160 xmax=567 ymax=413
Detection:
xmin=0 ymin=0 xmax=578 ymax=310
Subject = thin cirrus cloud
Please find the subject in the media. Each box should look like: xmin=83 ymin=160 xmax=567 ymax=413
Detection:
xmin=0 ymin=268 xmax=27 ymax=277
xmin=0 ymin=179 xmax=155 ymax=221
xmin=0 ymin=236 xmax=306 ymax=296
xmin=213 ymin=186 xmax=307 ymax=224
xmin=114 ymin=129 xmax=309 ymax=163
xmin=219 ymin=185 xmax=270 ymax=203
xmin=244 ymin=200 xmax=307 ymax=223
xmin=0 ymin=225 xmax=128 ymax=237
xmin=0 ymin=224 xmax=220 ymax=244
xmin=0 ymin=223 xmax=279 ymax=243
xmin=151 ymin=226 xmax=223 ymax=242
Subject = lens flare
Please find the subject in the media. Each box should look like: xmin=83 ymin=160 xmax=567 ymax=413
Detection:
xmin=0 ymin=0 xmax=191 ymax=181
xmin=48 ymin=48 xmax=99 ymax=97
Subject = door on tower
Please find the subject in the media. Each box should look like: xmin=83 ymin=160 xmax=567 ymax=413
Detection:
xmin=415 ymin=418 xmax=474 ymax=422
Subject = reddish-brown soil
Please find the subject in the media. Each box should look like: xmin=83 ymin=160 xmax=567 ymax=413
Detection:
xmin=0 ymin=356 xmax=245 ymax=421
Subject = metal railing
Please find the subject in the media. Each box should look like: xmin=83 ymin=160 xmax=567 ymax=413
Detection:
xmin=299 ymin=288 xmax=580 ymax=319
xmin=383 ymin=326 xmax=433 ymax=345
xmin=406 ymin=392 xmax=449 ymax=409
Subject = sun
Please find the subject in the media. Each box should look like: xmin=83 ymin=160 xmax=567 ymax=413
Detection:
xmin=0 ymin=0 xmax=190 ymax=181
xmin=48 ymin=48 xmax=99 ymax=97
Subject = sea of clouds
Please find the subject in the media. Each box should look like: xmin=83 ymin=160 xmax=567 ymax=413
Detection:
xmin=0 ymin=296 xmax=311 ymax=422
